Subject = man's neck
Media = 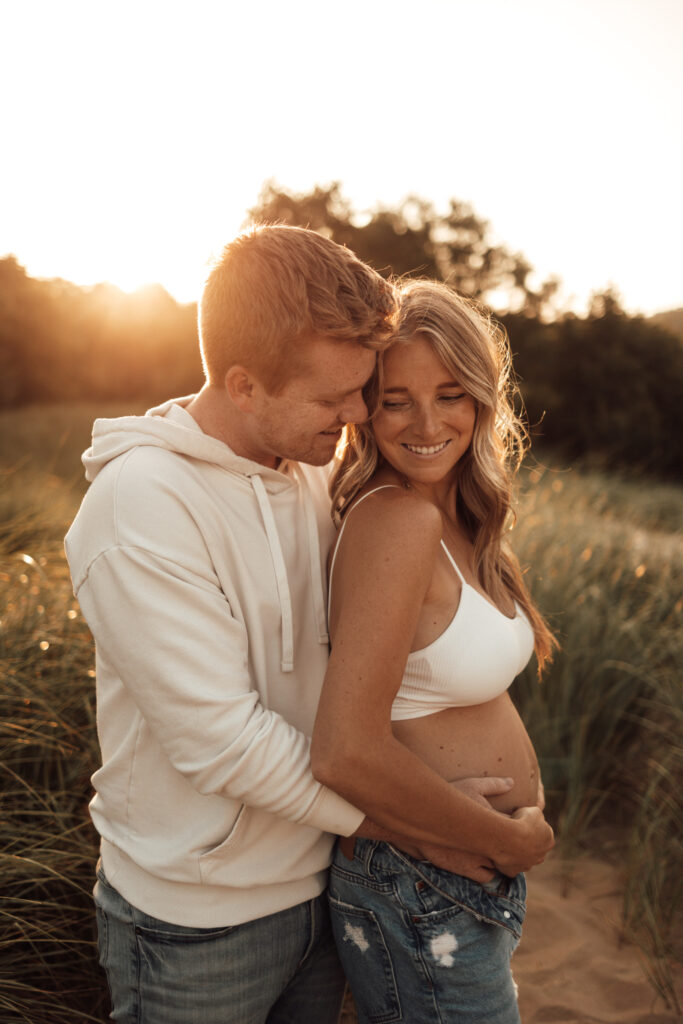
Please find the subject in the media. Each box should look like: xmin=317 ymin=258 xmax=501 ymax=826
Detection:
xmin=186 ymin=385 xmax=278 ymax=468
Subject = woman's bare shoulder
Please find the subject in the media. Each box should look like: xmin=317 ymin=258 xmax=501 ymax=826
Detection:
xmin=340 ymin=479 xmax=442 ymax=561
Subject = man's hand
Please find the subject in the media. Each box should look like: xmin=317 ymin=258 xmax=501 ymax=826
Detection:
xmin=414 ymin=842 xmax=498 ymax=883
xmin=351 ymin=776 xmax=553 ymax=882
xmin=452 ymin=776 xmax=553 ymax=877
xmin=493 ymin=805 xmax=555 ymax=877
xmin=396 ymin=777 xmax=514 ymax=882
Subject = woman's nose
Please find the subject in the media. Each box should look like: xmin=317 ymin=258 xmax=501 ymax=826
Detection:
xmin=415 ymin=404 xmax=440 ymax=437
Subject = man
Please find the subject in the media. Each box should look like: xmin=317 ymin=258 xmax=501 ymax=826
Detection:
xmin=66 ymin=225 xmax=552 ymax=1023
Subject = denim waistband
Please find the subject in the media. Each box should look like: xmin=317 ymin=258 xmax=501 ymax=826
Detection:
xmin=334 ymin=838 xmax=526 ymax=939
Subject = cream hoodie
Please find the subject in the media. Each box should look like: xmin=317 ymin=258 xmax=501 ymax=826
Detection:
xmin=65 ymin=396 xmax=363 ymax=928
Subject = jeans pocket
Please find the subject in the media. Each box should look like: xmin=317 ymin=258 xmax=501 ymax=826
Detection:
xmin=328 ymin=895 xmax=402 ymax=1024
xmin=133 ymin=920 xmax=237 ymax=946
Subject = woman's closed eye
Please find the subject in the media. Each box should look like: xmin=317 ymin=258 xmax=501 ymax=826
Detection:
xmin=382 ymin=399 xmax=411 ymax=410
xmin=382 ymin=392 xmax=467 ymax=410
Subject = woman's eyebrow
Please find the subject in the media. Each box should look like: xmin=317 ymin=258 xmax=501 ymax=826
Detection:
xmin=383 ymin=381 xmax=462 ymax=392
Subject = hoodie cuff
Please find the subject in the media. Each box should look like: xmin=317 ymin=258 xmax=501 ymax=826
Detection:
xmin=302 ymin=785 xmax=365 ymax=837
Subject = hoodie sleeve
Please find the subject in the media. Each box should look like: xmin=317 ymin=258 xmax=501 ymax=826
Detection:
xmin=75 ymin=542 xmax=363 ymax=836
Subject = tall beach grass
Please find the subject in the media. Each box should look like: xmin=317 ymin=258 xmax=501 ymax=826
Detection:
xmin=0 ymin=405 xmax=681 ymax=1020
xmin=511 ymin=460 xmax=682 ymax=1010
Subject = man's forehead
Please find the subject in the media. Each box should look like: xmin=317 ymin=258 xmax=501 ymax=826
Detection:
xmin=302 ymin=337 xmax=376 ymax=383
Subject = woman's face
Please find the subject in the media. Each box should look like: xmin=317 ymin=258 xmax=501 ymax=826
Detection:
xmin=371 ymin=335 xmax=476 ymax=493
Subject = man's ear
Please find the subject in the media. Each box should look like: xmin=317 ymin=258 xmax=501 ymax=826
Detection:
xmin=224 ymin=365 xmax=256 ymax=411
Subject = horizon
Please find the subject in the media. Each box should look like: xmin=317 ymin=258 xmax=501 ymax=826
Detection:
xmin=3 ymin=241 xmax=682 ymax=321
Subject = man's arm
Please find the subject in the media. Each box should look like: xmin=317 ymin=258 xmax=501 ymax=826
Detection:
xmin=76 ymin=540 xmax=363 ymax=837
xmin=352 ymin=776 xmax=518 ymax=882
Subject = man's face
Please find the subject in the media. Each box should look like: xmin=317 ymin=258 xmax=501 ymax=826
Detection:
xmin=248 ymin=337 xmax=377 ymax=467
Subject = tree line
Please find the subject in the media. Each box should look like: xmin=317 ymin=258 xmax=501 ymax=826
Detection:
xmin=0 ymin=257 xmax=202 ymax=407
xmin=2 ymin=182 xmax=682 ymax=476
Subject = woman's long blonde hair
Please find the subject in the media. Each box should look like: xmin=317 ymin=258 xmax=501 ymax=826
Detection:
xmin=330 ymin=278 xmax=557 ymax=672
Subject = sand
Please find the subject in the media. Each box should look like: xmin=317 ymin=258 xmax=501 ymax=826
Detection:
xmin=514 ymin=851 xmax=681 ymax=1023
xmin=340 ymin=848 xmax=682 ymax=1023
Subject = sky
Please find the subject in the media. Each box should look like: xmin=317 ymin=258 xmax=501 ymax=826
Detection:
xmin=1 ymin=0 xmax=681 ymax=315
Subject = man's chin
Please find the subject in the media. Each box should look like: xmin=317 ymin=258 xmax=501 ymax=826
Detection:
xmin=305 ymin=450 xmax=337 ymax=466
xmin=303 ymin=437 xmax=340 ymax=466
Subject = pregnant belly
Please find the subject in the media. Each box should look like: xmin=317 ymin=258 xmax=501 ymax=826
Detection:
xmin=391 ymin=693 xmax=540 ymax=813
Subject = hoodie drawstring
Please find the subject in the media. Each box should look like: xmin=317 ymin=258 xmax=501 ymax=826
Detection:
xmin=294 ymin=466 xmax=329 ymax=646
xmin=251 ymin=474 xmax=295 ymax=673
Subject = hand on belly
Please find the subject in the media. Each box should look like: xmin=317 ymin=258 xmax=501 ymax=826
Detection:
xmin=392 ymin=695 xmax=541 ymax=813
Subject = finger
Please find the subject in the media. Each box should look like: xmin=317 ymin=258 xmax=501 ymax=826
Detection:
xmin=471 ymin=866 xmax=496 ymax=883
xmin=466 ymin=776 xmax=514 ymax=796
xmin=449 ymin=858 xmax=496 ymax=883
xmin=479 ymin=770 xmax=516 ymax=794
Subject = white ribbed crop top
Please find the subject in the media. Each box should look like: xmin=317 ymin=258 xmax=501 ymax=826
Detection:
xmin=328 ymin=486 xmax=535 ymax=721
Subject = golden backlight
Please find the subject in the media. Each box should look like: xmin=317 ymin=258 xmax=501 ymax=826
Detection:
xmin=1 ymin=0 xmax=682 ymax=315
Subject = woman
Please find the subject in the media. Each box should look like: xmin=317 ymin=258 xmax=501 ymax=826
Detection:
xmin=311 ymin=279 xmax=557 ymax=1023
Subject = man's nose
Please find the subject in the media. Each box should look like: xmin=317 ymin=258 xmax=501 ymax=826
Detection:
xmin=341 ymin=392 xmax=369 ymax=425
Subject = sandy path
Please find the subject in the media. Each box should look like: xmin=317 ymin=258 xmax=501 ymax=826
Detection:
xmin=515 ymin=852 xmax=681 ymax=1023
xmin=340 ymin=848 xmax=681 ymax=1022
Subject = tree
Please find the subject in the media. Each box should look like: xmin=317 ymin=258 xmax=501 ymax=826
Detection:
xmin=0 ymin=258 xmax=202 ymax=407
xmin=248 ymin=182 xmax=556 ymax=312
xmin=510 ymin=290 xmax=683 ymax=475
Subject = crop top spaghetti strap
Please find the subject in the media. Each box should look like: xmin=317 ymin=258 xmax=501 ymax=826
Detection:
xmin=328 ymin=486 xmax=535 ymax=721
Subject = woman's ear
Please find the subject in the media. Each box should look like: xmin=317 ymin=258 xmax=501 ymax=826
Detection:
xmin=224 ymin=365 xmax=255 ymax=411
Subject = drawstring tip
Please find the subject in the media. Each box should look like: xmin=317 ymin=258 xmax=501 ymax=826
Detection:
xmin=281 ymin=660 xmax=294 ymax=673
xmin=318 ymin=633 xmax=329 ymax=645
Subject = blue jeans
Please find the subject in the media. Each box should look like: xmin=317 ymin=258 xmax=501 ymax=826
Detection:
xmin=94 ymin=865 xmax=346 ymax=1024
xmin=328 ymin=839 xmax=526 ymax=1024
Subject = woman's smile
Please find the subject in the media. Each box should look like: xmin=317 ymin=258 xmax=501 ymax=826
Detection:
xmin=372 ymin=336 xmax=476 ymax=494
xmin=401 ymin=440 xmax=451 ymax=456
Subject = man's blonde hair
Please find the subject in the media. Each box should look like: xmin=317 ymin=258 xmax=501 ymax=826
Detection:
xmin=199 ymin=225 xmax=396 ymax=392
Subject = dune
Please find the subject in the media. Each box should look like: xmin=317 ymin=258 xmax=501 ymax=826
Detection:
xmin=340 ymin=848 xmax=681 ymax=1023
xmin=515 ymin=851 xmax=681 ymax=1024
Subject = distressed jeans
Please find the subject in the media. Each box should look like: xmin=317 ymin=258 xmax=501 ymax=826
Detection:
xmin=328 ymin=839 xmax=526 ymax=1024
xmin=94 ymin=865 xmax=346 ymax=1024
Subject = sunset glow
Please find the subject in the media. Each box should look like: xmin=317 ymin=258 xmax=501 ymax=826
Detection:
xmin=2 ymin=0 xmax=682 ymax=314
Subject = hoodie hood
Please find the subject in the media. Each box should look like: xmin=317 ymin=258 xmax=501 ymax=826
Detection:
xmin=83 ymin=395 xmax=294 ymax=492
xmin=80 ymin=395 xmax=330 ymax=672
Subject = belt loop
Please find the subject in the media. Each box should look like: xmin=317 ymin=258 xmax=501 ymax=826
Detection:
xmin=363 ymin=839 xmax=379 ymax=877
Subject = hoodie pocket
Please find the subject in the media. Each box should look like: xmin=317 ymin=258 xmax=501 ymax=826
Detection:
xmin=197 ymin=804 xmax=247 ymax=882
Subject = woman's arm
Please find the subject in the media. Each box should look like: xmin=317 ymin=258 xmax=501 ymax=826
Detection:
xmin=311 ymin=488 xmax=553 ymax=875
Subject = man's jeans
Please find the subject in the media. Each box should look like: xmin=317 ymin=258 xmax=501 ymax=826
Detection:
xmin=94 ymin=865 xmax=346 ymax=1024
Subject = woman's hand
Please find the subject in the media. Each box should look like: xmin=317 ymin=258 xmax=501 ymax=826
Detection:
xmin=450 ymin=775 xmax=514 ymax=808
xmin=536 ymin=777 xmax=546 ymax=811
